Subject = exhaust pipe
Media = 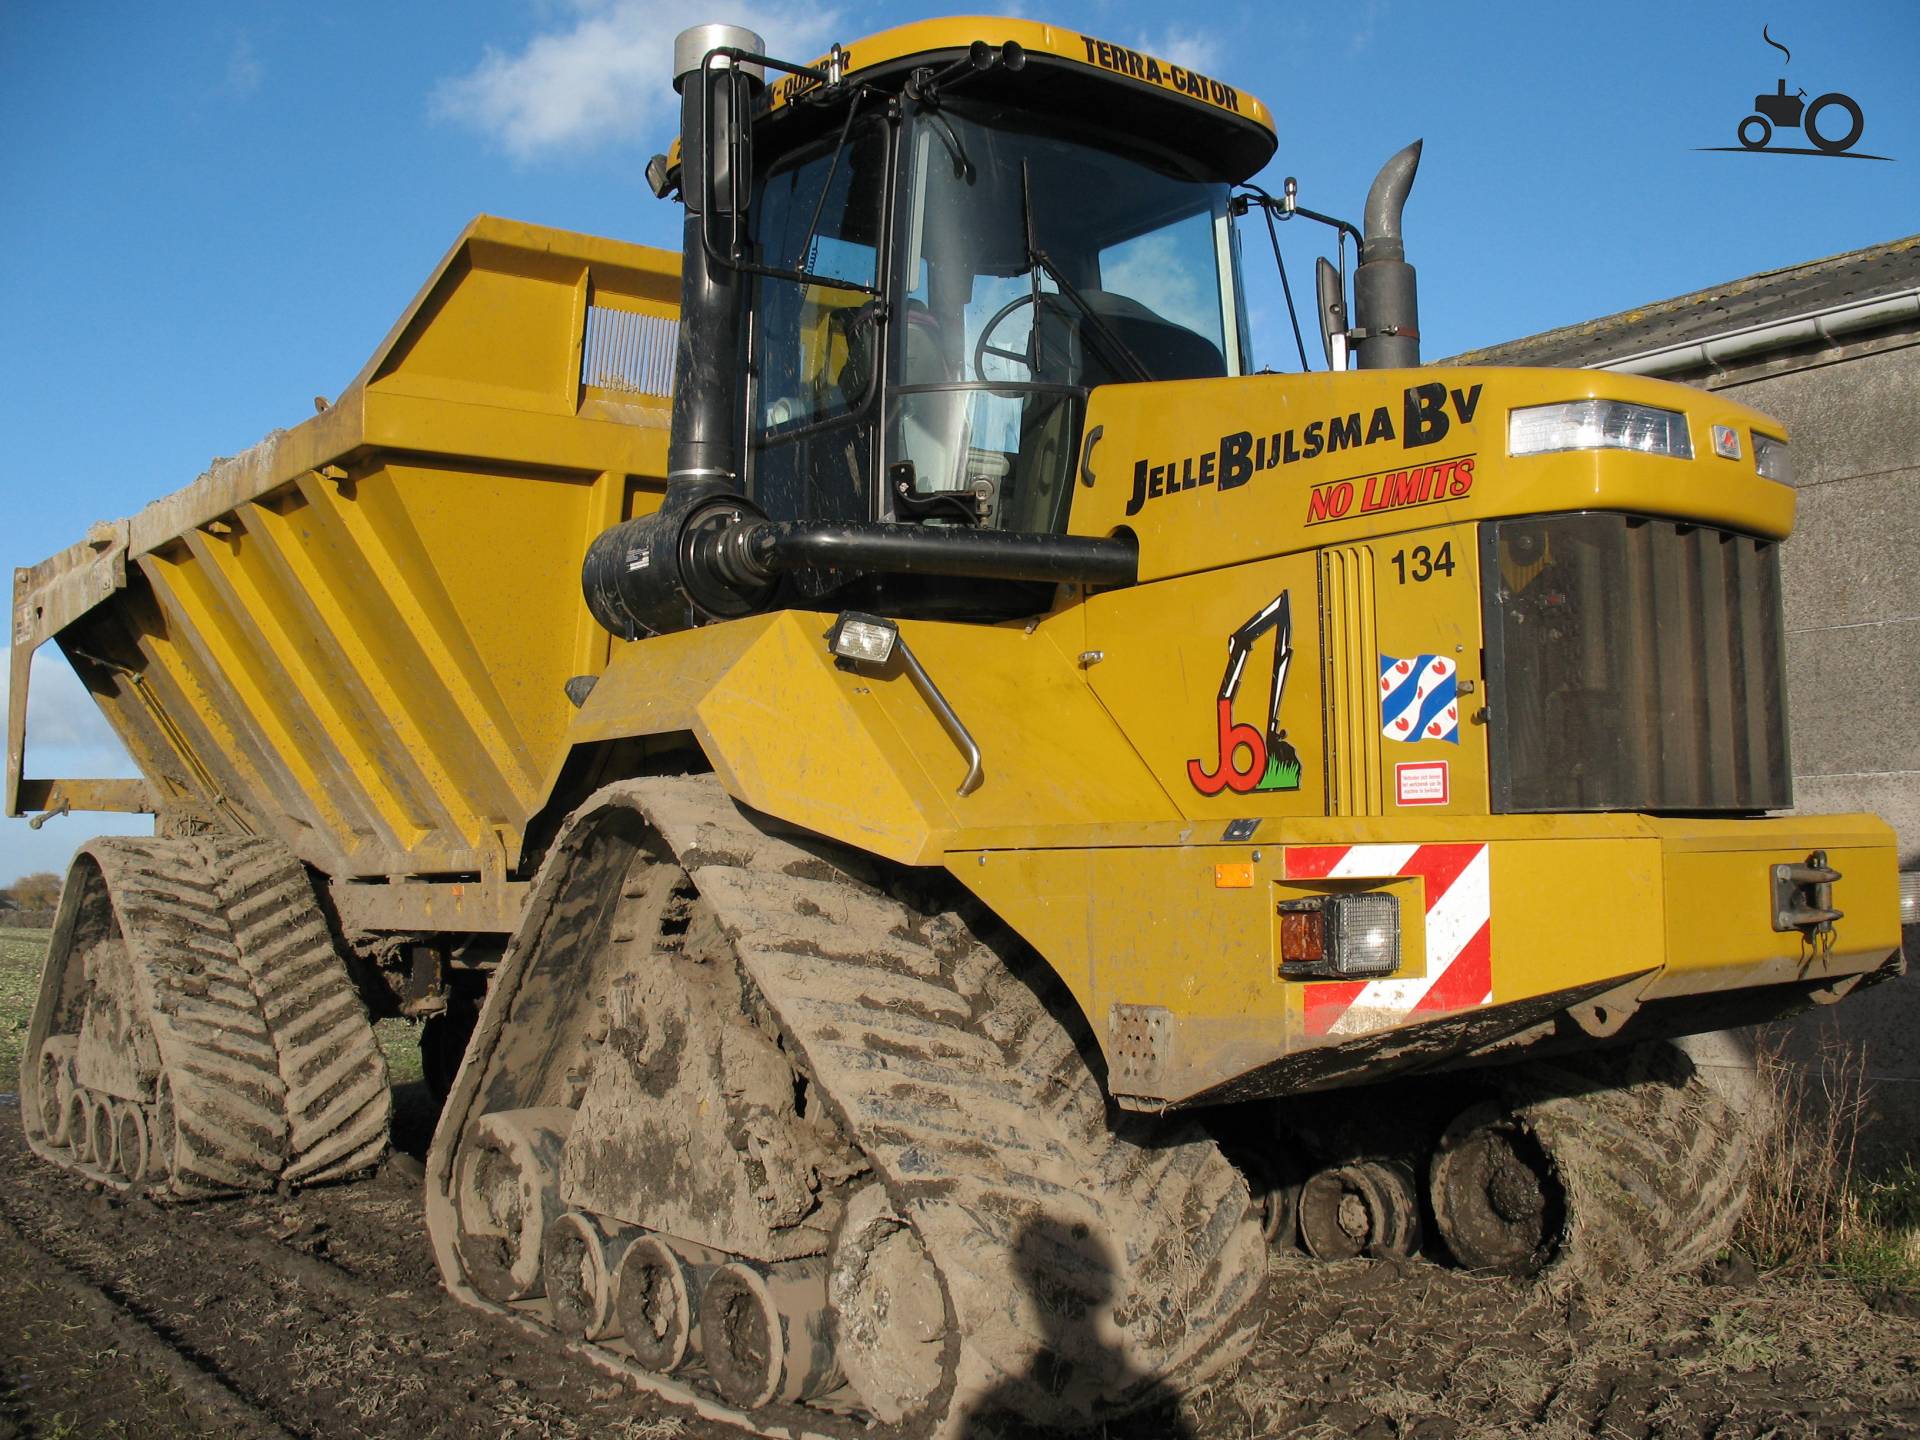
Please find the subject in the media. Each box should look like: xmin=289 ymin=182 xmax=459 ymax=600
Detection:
xmin=1352 ymin=140 xmax=1421 ymax=370
xmin=668 ymin=23 xmax=765 ymax=486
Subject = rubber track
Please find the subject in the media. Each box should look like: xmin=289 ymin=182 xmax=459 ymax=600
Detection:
xmin=636 ymin=777 xmax=1266 ymax=1431
xmin=30 ymin=839 xmax=289 ymax=1196
xmin=1498 ymin=1038 xmax=1757 ymax=1281
xmin=208 ymin=838 xmax=391 ymax=1185
xmin=23 ymin=837 xmax=387 ymax=1197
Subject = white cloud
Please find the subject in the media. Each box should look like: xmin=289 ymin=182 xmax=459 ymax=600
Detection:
xmin=435 ymin=0 xmax=844 ymax=161
xmin=1136 ymin=26 xmax=1224 ymax=77
xmin=1 ymin=644 xmax=140 ymax=778
xmin=1349 ymin=0 xmax=1383 ymax=54
xmin=227 ymin=35 xmax=263 ymax=96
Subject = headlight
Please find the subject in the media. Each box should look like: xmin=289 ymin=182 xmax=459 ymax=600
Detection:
xmin=1508 ymin=400 xmax=1693 ymax=460
xmin=1753 ymin=432 xmax=1793 ymax=483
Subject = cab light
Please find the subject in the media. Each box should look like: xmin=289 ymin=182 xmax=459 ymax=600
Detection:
xmin=1278 ymin=893 xmax=1401 ymax=979
xmin=1508 ymin=400 xmax=1693 ymax=460
xmin=1754 ymin=432 xmax=1793 ymax=483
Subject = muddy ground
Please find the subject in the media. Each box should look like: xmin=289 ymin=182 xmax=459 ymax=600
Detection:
xmin=0 ymin=1079 xmax=1915 ymax=1440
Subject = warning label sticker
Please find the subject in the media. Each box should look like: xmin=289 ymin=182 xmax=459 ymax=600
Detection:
xmin=1395 ymin=760 xmax=1451 ymax=806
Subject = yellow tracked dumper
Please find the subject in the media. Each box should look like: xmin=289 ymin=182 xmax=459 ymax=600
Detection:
xmin=9 ymin=16 xmax=1904 ymax=1435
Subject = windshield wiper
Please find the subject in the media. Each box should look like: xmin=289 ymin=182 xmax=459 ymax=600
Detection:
xmin=1019 ymin=161 xmax=1156 ymax=386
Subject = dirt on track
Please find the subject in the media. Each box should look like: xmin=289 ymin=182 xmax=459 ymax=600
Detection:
xmin=0 ymin=1082 xmax=1917 ymax=1440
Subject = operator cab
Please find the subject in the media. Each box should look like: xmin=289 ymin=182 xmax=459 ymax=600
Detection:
xmin=740 ymin=24 xmax=1274 ymax=545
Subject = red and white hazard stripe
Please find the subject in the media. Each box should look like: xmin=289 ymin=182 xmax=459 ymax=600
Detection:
xmin=1283 ymin=843 xmax=1492 ymax=1037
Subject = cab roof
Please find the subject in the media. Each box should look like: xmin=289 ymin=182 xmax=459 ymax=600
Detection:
xmin=753 ymin=16 xmax=1278 ymax=184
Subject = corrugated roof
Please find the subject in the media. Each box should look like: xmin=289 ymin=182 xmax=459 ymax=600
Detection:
xmin=1442 ymin=234 xmax=1920 ymax=368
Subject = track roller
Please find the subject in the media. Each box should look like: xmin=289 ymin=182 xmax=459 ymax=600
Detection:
xmin=827 ymin=1184 xmax=947 ymax=1425
xmin=114 ymin=1101 xmax=153 ymax=1186
xmin=454 ymin=1107 xmax=572 ymax=1303
xmin=85 ymin=1095 xmax=117 ymax=1175
xmin=542 ymin=1211 xmax=636 ymax=1341
xmin=36 ymin=1039 xmax=76 ymax=1148
xmin=1430 ymin=1102 xmax=1556 ymax=1275
xmin=1297 ymin=1161 xmax=1421 ymax=1260
xmin=616 ymin=1235 xmax=718 ymax=1372
xmin=698 ymin=1258 xmax=841 ymax=1409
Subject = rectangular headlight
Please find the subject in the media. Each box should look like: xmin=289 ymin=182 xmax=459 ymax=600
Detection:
xmin=1509 ymin=400 xmax=1693 ymax=460
xmin=828 ymin=612 xmax=898 ymax=664
xmin=1279 ymin=892 xmax=1401 ymax=979
xmin=1753 ymin=432 xmax=1793 ymax=483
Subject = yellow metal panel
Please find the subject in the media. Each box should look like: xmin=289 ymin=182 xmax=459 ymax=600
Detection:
xmin=1086 ymin=554 xmax=1324 ymax=823
xmin=116 ymin=570 xmax=270 ymax=839
xmin=571 ymin=608 xmax=1182 ymax=865
xmin=1368 ymin=520 xmax=1488 ymax=814
xmin=299 ymin=471 xmax=537 ymax=825
xmin=226 ymin=495 xmax=475 ymax=855
xmin=366 ymin=222 xmax=680 ymax=417
xmin=1070 ymin=368 xmax=1797 ymax=582
xmin=189 ymin=513 xmax=427 ymax=853
xmin=1652 ymin=839 xmax=1900 ymax=996
xmin=245 ymin=483 xmax=496 ymax=868
xmin=1318 ymin=545 xmax=1381 ymax=817
xmin=139 ymin=546 xmax=362 ymax=854
xmin=169 ymin=529 xmax=396 ymax=856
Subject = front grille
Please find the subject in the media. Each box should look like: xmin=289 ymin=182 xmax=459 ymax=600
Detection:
xmin=1482 ymin=513 xmax=1791 ymax=813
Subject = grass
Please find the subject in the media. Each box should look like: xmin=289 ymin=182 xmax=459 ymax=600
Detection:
xmin=0 ymin=926 xmax=50 ymax=1093
xmin=1739 ymin=1029 xmax=1920 ymax=1291
xmin=0 ymin=925 xmax=427 ymax=1093
xmin=374 ymin=1016 xmax=426 ymax=1087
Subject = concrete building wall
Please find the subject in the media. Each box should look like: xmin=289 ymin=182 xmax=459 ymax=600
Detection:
xmin=1694 ymin=333 xmax=1920 ymax=1153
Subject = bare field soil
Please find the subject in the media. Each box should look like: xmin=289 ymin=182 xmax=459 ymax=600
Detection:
xmin=2 ymin=932 xmax=1919 ymax=1437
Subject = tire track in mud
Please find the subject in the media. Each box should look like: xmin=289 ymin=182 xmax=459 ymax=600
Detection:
xmin=0 ymin=1199 xmax=293 ymax=1439
xmin=0 ymin=1099 xmax=719 ymax=1440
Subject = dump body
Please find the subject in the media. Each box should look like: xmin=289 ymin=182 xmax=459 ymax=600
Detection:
xmin=9 ymin=219 xmax=680 ymax=905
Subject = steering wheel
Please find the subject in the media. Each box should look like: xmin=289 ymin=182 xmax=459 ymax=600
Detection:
xmin=972 ymin=293 xmax=1039 ymax=382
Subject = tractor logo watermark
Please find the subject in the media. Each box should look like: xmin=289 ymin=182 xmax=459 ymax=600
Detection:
xmin=1699 ymin=26 xmax=1890 ymax=161
xmin=1187 ymin=591 xmax=1302 ymax=795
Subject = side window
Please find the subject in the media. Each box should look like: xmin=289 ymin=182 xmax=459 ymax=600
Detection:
xmin=749 ymin=115 xmax=890 ymax=523
xmin=753 ymin=123 xmax=886 ymax=436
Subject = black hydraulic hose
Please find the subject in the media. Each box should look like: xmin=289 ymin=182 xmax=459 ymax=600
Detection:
xmin=748 ymin=520 xmax=1138 ymax=587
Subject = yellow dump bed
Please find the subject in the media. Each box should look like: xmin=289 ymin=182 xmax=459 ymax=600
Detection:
xmin=7 ymin=218 xmax=679 ymax=885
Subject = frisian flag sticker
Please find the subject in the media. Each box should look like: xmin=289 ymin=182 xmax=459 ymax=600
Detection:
xmin=1380 ymin=653 xmax=1459 ymax=744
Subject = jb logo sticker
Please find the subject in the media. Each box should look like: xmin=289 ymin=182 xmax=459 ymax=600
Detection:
xmin=1188 ymin=592 xmax=1302 ymax=795
xmin=1380 ymin=654 xmax=1459 ymax=744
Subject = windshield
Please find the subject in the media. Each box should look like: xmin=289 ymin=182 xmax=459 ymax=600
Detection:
xmin=891 ymin=103 xmax=1239 ymax=533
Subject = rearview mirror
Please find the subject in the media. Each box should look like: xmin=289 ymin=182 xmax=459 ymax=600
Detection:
xmin=1316 ymin=257 xmax=1349 ymax=371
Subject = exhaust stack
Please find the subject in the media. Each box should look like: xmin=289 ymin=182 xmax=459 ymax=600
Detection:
xmin=668 ymin=23 xmax=765 ymax=486
xmin=1352 ymin=140 xmax=1422 ymax=370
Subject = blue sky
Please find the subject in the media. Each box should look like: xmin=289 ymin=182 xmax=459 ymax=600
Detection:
xmin=2 ymin=0 xmax=1915 ymax=884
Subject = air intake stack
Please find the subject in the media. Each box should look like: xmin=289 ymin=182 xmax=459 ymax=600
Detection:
xmin=668 ymin=23 xmax=765 ymax=487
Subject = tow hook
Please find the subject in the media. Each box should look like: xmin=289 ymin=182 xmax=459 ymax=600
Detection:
xmin=1772 ymin=849 xmax=1843 ymax=939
